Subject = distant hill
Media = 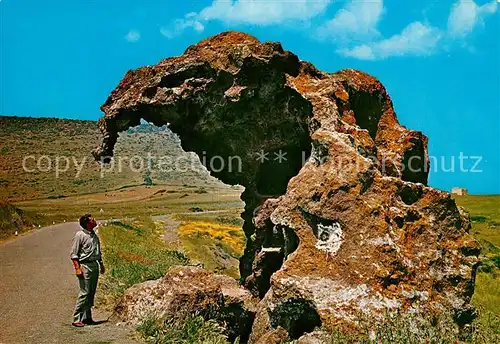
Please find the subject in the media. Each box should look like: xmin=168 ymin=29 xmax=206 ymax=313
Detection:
xmin=0 ymin=116 xmax=220 ymax=201
xmin=0 ymin=201 xmax=44 ymax=239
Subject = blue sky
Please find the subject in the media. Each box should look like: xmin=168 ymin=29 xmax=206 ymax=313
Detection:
xmin=1 ymin=0 xmax=499 ymax=194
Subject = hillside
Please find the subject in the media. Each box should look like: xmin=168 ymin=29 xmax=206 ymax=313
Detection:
xmin=0 ymin=116 xmax=221 ymax=201
xmin=0 ymin=201 xmax=44 ymax=239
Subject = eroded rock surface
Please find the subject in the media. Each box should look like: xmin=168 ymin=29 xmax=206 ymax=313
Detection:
xmin=114 ymin=266 xmax=257 ymax=342
xmin=95 ymin=31 xmax=479 ymax=342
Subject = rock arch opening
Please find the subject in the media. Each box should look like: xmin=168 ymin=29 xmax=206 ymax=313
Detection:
xmin=92 ymin=34 xmax=314 ymax=287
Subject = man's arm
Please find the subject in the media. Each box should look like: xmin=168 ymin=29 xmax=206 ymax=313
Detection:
xmin=72 ymin=259 xmax=83 ymax=276
xmin=70 ymin=234 xmax=83 ymax=277
xmin=98 ymin=258 xmax=105 ymax=274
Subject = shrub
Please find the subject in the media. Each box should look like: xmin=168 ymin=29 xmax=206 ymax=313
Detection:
xmin=471 ymin=216 xmax=488 ymax=223
xmin=216 ymin=216 xmax=243 ymax=226
xmin=144 ymin=175 xmax=153 ymax=186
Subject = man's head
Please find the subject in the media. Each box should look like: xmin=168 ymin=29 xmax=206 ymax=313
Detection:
xmin=79 ymin=214 xmax=97 ymax=231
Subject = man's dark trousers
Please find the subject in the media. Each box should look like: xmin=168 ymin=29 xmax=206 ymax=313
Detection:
xmin=73 ymin=261 xmax=99 ymax=322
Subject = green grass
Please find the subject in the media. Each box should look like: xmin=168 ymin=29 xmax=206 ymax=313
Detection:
xmin=454 ymin=195 xmax=500 ymax=337
xmin=454 ymin=195 xmax=500 ymax=248
xmin=97 ymin=217 xmax=189 ymax=307
xmin=137 ymin=313 xmax=230 ymax=344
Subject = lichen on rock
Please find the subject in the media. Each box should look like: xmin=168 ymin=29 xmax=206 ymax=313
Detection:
xmin=95 ymin=31 xmax=480 ymax=342
xmin=114 ymin=266 xmax=257 ymax=343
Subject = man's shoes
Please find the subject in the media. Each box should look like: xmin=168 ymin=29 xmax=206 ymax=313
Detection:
xmin=72 ymin=321 xmax=85 ymax=327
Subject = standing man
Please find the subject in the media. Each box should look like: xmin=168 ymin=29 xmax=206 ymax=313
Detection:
xmin=70 ymin=214 xmax=105 ymax=327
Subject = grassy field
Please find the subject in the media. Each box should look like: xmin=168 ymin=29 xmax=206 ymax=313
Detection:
xmin=454 ymin=195 xmax=500 ymax=319
xmin=13 ymin=184 xmax=242 ymax=226
xmin=175 ymin=219 xmax=245 ymax=278
xmin=96 ymin=217 xmax=190 ymax=306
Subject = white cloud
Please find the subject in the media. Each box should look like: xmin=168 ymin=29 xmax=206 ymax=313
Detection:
xmin=160 ymin=15 xmax=205 ymax=39
xmin=447 ymin=0 xmax=498 ymax=38
xmin=199 ymin=0 xmax=331 ymax=25
xmin=340 ymin=44 xmax=375 ymax=60
xmin=340 ymin=22 xmax=442 ymax=60
xmin=125 ymin=30 xmax=141 ymax=43
xmin=317 ymin=0 xmax=384 ymax=40
xmin=161 ymin=0 xmax=330 ymax=39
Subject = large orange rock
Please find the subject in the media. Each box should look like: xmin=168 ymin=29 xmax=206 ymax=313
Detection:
xmin=114 ymin=266 xmax=257 ymax=342
xmin=94 ymin=32 xmax=479 ymax=341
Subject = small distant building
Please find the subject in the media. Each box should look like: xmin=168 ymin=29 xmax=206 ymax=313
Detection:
xmin=451 ymin=187 xmax=468 ymax=196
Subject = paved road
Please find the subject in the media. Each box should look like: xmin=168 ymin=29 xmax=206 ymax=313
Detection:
xmin=0 ymin=223 xmax=139 ymax=344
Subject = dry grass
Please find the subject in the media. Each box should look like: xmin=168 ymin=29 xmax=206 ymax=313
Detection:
xmin=0 ymin=116 xmax=221 ymax=201
xmin=12 ymin=184 xmax=243 ymax=226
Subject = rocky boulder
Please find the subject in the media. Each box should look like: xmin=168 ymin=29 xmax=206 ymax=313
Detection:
xmin=114 ymin=266 xmax=257 ymax=342
xmin=94 ymin=31 xmax=479 ymax=342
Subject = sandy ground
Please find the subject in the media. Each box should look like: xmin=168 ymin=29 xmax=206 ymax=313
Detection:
xmin=0 ymin=223 xmax=140 ymax=344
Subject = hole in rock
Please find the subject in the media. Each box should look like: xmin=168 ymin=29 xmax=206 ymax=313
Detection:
xmin=269 ymin=298 xmax=322 ymax=340
xmin=218 ymin=302 xmax=255 ymax=343
xmin=393 ymin=216 xmax=404 ymax=228
xmin=110 ymin=112 xmax=309 ymax=300
xmin=401 ymin=138 xmax=428 ymax=184
xmin=398 ymin=184 xmax=423 ymax=205
xmin=312 ymin=192 xmax=322 ymax=202
xmin=256 ymin=144 xmax=310 ymax=196
xmin=249 ymin=224 xmax=299 ymax=298
xmin=349 ymin=90 xmax=384 ymax=140
xmin=405 ymin=209 xmax=421 ymax=222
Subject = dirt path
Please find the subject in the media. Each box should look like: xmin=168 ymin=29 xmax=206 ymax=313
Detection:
xmin=151 ymin=215 xmax=182 ymax=247
xmin=0 ymin=223 xmax=140 ymax=344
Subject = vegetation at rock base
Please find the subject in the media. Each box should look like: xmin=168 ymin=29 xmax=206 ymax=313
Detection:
xmin=137 ymin=313 xmax=230 ymax=344
xmin=177 ymin=221 xmax=245 ymax=257
xmin=318 ymin=309 xmax=499 ymax=343
xmin=173 ymin=220 xmax=244 ymax=278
